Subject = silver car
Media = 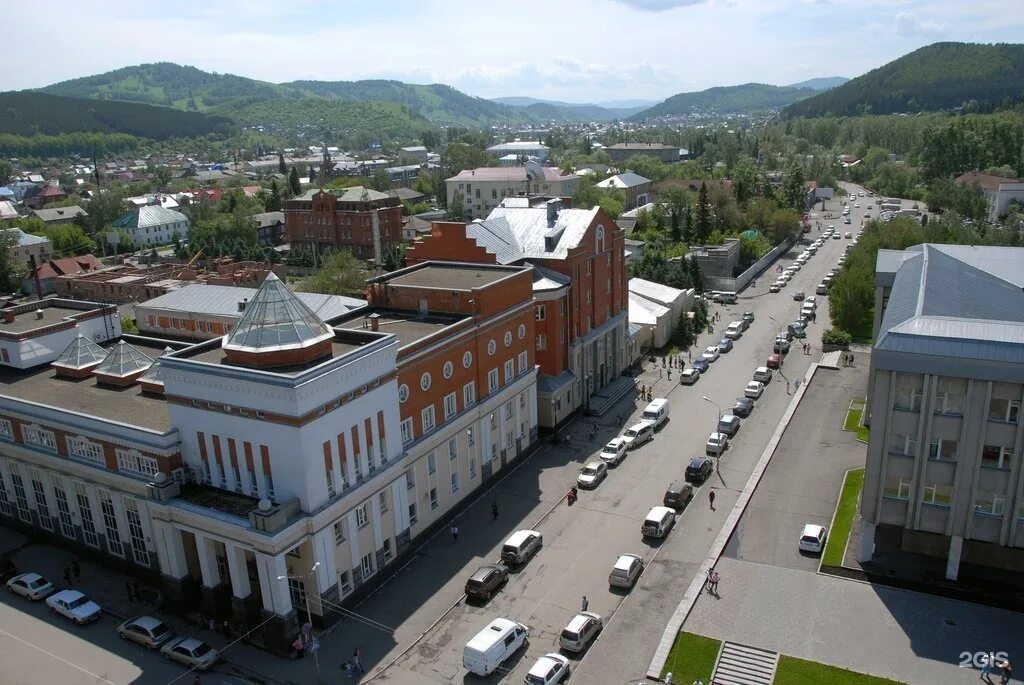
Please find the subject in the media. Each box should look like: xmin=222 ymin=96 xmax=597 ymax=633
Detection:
xmin=160 ymin=637 xmax=219 ymax=670
xmin=118 ymin=615 xmax=173 ymax=650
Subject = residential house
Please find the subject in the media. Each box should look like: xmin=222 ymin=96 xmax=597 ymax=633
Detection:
xmin=23 ymin=254 xmax=104 ymax=295
xmin=31 ymin=206 xmax=89 ymax=226
xmin=595 ymin=172 xmax=653 ymax=211
xmin=445 ymin=166 xmax=580 ymax=221
xmin=485 ymin=141 xmax=549 ymax=162
xmin=398 ymin=146 xmax=428 ymax=163
xmin=0 ymin=201 xmax=18 ymax=221
xmin=607 ymin=143 xmax=679 ymax=164
xmin=108 ymin=205 xmax=190 ymax=248
xmin=4 ymin=229 xmax=51 ymax=268
xmin=250 ymin=211 xmax=286 ymax=246
xmin=953 ymin=171 xmax=1024 ymax=222
xmin=22 ymin=184 xmax=66 ymax=210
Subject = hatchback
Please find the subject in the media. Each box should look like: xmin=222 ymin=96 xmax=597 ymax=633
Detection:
xmin=742 ymin=311 xmax=755 ymax=323
xmin=608 ymin=554 xmax=644 ymax=589
xmin=702 ymin=347 xmax=720 ymax=362
xmin=685 ymin=456 xmax=714 ymax=483
xmin=753 ymin=366 xmax=773 ymax=383
xmin=118 ymin=615 xmax=173 ymax=650
xmin=792 ymin=291 xmax=805 ymax=301
xmin=160 ymin=637 xmax=219 ymax=671
xmin=769 ymin=283 xmax=781 ymax=293
xmin=680 ymin=368 xmax=700 ymax=385
xmin=559 ymin=612 xmax=603 ymax=652
xmin=799 ymin=524 xmax=828 ymax=553
xmin=732 ymin=397 xmax=754 ymax=417
xmin=525 ymin=653 xmax=571 ymax=685
xmin=706 ymin=432 xmax=729 ymax=456
xmin=774 ymin=337 xmax=791 ymax=354
xmin=6 ymin=572 xmax=53 ymax=601
xmin=744 ymin=381 xmax=765 ymax=399
xmin=716 ymin=338 xmax=733 ymax=353
xmin=767 ymin=353 xmax=782 ymax=369
xmin=691 ymin=358 xmax=709 ymax=373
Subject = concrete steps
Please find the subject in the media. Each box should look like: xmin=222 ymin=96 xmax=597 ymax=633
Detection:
xmin=584 ymin=376 xmax=635 ymax=416
xmin=710 ymin=641 xmax=779 ymax=685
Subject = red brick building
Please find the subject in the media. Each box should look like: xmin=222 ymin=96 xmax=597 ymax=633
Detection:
xmin=284 ymin=187 xmax=403 ymax=260
xmin=405 ymin=198 xmax=630 ymax=428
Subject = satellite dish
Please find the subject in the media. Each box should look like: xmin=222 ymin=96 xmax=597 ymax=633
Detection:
xmin=525 ymin=159 xmax=543 ymax=182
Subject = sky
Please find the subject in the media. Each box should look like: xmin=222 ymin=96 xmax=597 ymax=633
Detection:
xmin=1 ymin=0 xmax=1021 ymax=104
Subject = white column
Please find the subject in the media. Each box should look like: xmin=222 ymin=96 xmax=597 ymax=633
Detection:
xmin=154 ymin=522 xmax=188 ymax=578
xmin=225 ymin=543 xmax=251 ymax=599
xmin=195 ymin=534 xmax=221 ymax=588
xmin=857 ymin=521 xmax=875 ymax=563
xmin=311 ymin=528 xmax=338 ymax=594
xmin=255 ymin=552 xmax=292 ymax=615
xmin=946 ymin=534 xmax=963 ymax=581
xmin=342 ymin=431 xmax=357 ymax=486
xmin=392 ymin=480 xmax=409 ymax=534
xmin=370 ymin=493 xmax=384 ymax=550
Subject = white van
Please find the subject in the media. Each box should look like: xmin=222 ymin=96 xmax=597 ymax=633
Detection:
xmin=463 ymin=617 xmax=530 ymax=676
xmin=724 ymin=322 xmax=744 ymax=340
xmin=641 ymin=398 xmax=669 ymax=429
xmin=641 ymin=506 xmax=676 ymax=538
xmin=719 ymin=291 xmax=738 ymax=304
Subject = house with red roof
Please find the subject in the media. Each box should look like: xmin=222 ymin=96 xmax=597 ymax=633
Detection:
xmin=23 ymin=254 xmax=104 ymax=295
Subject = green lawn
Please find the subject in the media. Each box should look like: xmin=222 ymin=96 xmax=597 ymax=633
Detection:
xmin=843 ymin=399 xmax=870 ymax=442
xmin=775 ymin=656 xmax=907 ymax=684
xmin=822 ymin=468 xmax=865 ymax=567
xmin=660 ymin=631 xmax=720 ymax=683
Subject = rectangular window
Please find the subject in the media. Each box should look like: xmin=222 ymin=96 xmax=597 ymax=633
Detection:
xmin=467 ymin=427 xmax=475 ymax=446
xmin=0 ymin=419 xmax=13 ymax=440
xmin=0 ymin=474 xmax=12 ymax=517
xmin=98 ymin=490 xmax=125 ymax=557
xmin=429 ymin=487 xmax=438 ymax=510
xmin=586 ymin=289 xmax=592 ymax=304
xmin=326 ymin=466 xmax=336 ymax=498
xmin=123 ymin=497 xmax=150 ymax=566
xmin=116 ymin=449 xmax=159 ymax=477
xmin=535 ymin=305 xmax=546 ymax=321
xmin=408 ymin=501 xmax=418 ymax=525
xmin=339 ymin=570 xmax=352 ymax=596
xmin=504 ymin=401 xmax=513 ymax=420
xmin=9 ymin=469 xmax=31 ymax=523
xmin=988 ymin=395 xmax=1021 ymax=423
xmin=51 ymin=478 xmax=75 ymax=539
xmin=607 ymin=277 xmax=611 ymax=294
xmin=288 ymin=578 xmax=306 ymax=607
xmin=356 ymin=503 xmax=369 ymax=527
xmin=463 ymin=382 xmax=476 ymax=407
xmin=31 ymin=475 xmax=53 ymax=532
xmin=427 ymin=452 xmax=436 ymax=474
xmin=378 ymin=491 xmax=388 ymax=514
xmin=383 ymin=538 xmax=393 ymax=563
xmin=74 ymin=483 xmax=98 ymax=547
xmin=264 ymin=473 xmax=276 ymax=501
xmin=982 ymin=444 xmax=1013 ymax=469
xmin=518 ymin=351 xmax=528 ymax=374
xmin=451 ymin=470 xmax=459 ymax=494
xmin=888 ymin=433 xmax=918 ymax=457
xmin=894 ymin=373 xmax=924 ymax=411
xmin=22 ymin=425 xmax=57 ymax=452
xmin=469 ymin=456 xmax=477 ymax=480
xmin=973 ymin=492 xmax=1005 ymax=516
xmin=400 ymin=417 xmax=414 ymax=445
xmin=448 ymin=438 xmax=458 ymax=460
xmin=361 ymin=553 xmax=375 ymax=579
xmin=536 ymin=334 xmax=547 ymax=351
xmin=405 ymin=468 xmax=415 ymax=490
xmin=921 ymin=483 xmax=953 ymax=507
xmin=334 ymin=521 xmax=346 ymax=545
xmin=928 ymin=439 xmax=958 ymax=461
xmin=882 ymin=477 xmax=912 ymax=500
xmin=488 ymin=369 xmax=499 ymax=393
xmin=504 ymin=359 xmax=514 ymax=384
xmin=421 ymin=405 xmax=435 ymax=432
xmin=934 ymin=377 xmax=966 ymax=415
xmin=444 ymin=392 xmax=457 ymax=419
xmin=490 ymin=412 xmax=497 ymax=430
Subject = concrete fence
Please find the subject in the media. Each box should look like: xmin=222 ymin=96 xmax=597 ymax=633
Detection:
xmin=703 ymin=235 xmax=796 ymax=294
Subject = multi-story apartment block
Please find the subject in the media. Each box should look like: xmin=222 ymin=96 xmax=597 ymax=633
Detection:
xmin=861 ymin=244 xmax=1024 ymax=580
xmin=405 ymin=197 xmax=629 ymax=427
xmin=283 ymin=187 xmax=403 ymax=260
xmin=0 ymin=264 xmax=537 ymax=653
xmin=445 ymin=167 xmax=580 ymax=221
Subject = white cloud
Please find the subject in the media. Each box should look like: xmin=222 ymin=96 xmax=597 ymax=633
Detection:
xmin=895 ymin=12 xmax=947 ymax=37
xmin=609 ymin=0 xmax=707 ymax=10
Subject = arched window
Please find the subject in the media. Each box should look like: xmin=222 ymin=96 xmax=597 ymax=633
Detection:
xmin=596 ymin=225 xmax=605 ymax=254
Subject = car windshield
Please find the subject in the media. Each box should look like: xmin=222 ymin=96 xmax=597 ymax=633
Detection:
xmin=601 ymin=445 xmax=618 ymax=454
xmin=582 ymin=466 xmax=599 ymax=476
xmin=152 ymin=623 xmax=170 ymax=636
xmin=525 ymin=675 xmax=547 ymax=685
xmin=624 ymin=429 xmax=637 ymax=438
xmin=801 ymin=535 xmax=819 ymax=543
xmin=192 ymin=643 xmax=212 ymax=657
xmin=68 ymin=596 xmax=90 ymax=609
xmin=561 ymin=629 xmax=580 ymax=640
xmin=28 ymin=578 xmax=46 ymax=589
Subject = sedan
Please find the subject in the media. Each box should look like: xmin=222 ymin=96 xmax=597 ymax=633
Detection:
xmin=680 ymin=368 xmax=701 ymax=385
xmin=577 ymin=461 xmax=608 ymax=489
xmin=160 ymin=637 xmax=219 ymax=671
xmin=792 ymin=291 xmax=805 ymax=301
xmin=789 ymin=263 xmax=801 ymax=272
xmin=47 ymin=589 xmax=102 ymax=625
xmin=773 ymin=337 xmax=791 ymax=354
xmin=832 ymin=233 xmax=841 ymax=239
xmin=767 ymin=352 xmax=783 ymax=369
xmin=702 ymin=346 xmax=720 ymax=362
xmin=117 ymin=615 xmax=173 ymax=650
xmin=599 ymin=438 xmax=627 ymax=466
xmin=6 ymin=572 xmax=54 ymax=600
xmin=744 ymin=381 xmax=765 ymax=399
xmin=526 ymin=653 xmax=571 ymax=684
xmin=769 ymin=283 xmax=781 ymax=293
xmin=732 ymin=397 xmax=754 ymax=417
xmin=716 ymin=338 xmax=733 ymax=353
xmin=691 ymin=358 xmax=710 ymax=373
xmin=742 ymin=311 xmax=755 ymax=323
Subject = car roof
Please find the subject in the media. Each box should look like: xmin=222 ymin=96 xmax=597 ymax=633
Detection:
xmin=51 ymin=589 xmax=85 ymax=601
xmin=802 ymin=523 xmax=826 ymax=536
xmin=128 ymin=615 xmax=165 ymax=630
xmin=756 ymin=366 xmax=769 ymax=372
xmin=565 ymin=613 xmax=594 ymax=632
xmin=614 ymin=554 xmax=642 ymax=570
xmin=14 ymin=572 xmax=45 ymax=583
xmin=530 ymin=653 xmax=568 ymax=675
xmin=583 ymin=461 xmax=603 ymax=469
xmin=604 ymin=438 xmax=625 ymax=448
xmin=646 ymin=505 xmax=674 ymax=519
xmin=468 ymin=618 xmax=522 ymax=650
xmin=683 ymin=368 xmax=697 ymax=374
xmin=688 ymin=456 xmax=710 ymax=466
xmin=505 ymin=529 xmax=539 ymax=546
xmin=719 ymin=413 xmax=738 ymax=422
xmin=471 ymin=564 xmax=502 ymax=580
xmin=645 ymin=398 xmax=667 ymax=409
xmin=627 ymin=420 xmax=653 ymax=431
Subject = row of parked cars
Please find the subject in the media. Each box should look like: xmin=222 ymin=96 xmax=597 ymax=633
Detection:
xmin=681 ymin=311 xmax=756 ymax=386
xmin=4 ymin=572 xmax=220 ymax=671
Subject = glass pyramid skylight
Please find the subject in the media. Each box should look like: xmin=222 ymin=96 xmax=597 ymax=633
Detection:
xmin=94 ymin=341 xmax=154 ymax=378
xmin=223 ymin=273 xmax=334 ymax=352
xmin=139 ymin=346 xmax=173 ymax=386
xmin=52 ymin=334 xmax=107 ymax=370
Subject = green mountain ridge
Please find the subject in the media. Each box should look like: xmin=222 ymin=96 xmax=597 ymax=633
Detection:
xmin=630 ymin=83 xmax=818 ymax=120
xmin=783 ymin=42 xmax=1024 ymax=117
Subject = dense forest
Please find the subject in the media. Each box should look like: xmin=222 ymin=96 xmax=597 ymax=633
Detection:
xmin=783 ymin=42 xmax=1024 ymax=117
xmin=632 ymin=83 xmax=817 ymax=119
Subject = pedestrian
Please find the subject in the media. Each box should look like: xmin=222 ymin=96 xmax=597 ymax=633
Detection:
xmin=1000 ymin=659 xmax=1012 ymax=685
xmin=581 ymin=595 xmax=589 ymax=611
xmin=126 ymin=580 xmax=135 ymax=602
xmin=667 ymin=369 xmax=672 ymax=381
xmin=981 ymin=655 xmax=994 ymax=684
xmin=71 ymin=560 xmax=80 ymax=582
xmin=710 ymin=570 xmax=720 ymax=594
xmin=659 ymin=368 xmax=663 ymax=379
xmin=293 ymin=635 xmax=305 ymax=659
xmin=688 ymin=349 xmax=692 ymax=361
xmin=451 ymin=524 xmax=459 ymax=543
xmin=63 ymin=566 xmax=71 ymax=586
xmin=154 ymin=591 xmax=164 ymax=610
xmin=353 ymin=648 xmax=363 ymax=674
xmin=849 ymin=352 xmax=854 ymax=366
xmin=706 ymin=568 xmax=714 ymax=593
xmin=566 ymin=434 xmax=572 ymax=448
xmin=193 ymin=675 xmax=202 ymax=685
xmin=222 ymin=620 xmax=232 ymax=639
xmin=708 ymin=489 xmax=716 ymax=511
xmin=491 ymin=501 xmax=499 ymax=520
xmin=208 ymin=617 xmax=217 ymax=633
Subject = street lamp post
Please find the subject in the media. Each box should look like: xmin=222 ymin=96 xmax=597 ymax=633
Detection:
xmin=278 ymin=561 xmax=321 ymax=678
xmin=701 ymin=395 xmax=723 ymax=422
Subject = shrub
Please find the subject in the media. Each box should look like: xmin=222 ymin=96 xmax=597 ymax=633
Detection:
xmin=822 ymin=328 xmax=852 ymax=346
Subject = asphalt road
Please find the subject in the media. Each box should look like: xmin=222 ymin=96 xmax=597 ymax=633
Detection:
xmin=318 ymin=199 xmax=867 ymax=685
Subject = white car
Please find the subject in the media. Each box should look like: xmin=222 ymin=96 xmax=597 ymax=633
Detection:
xmin=46 ymin=589 xmax=102 ymax=624
xmin=621 ymin=421 xmax=654 ymax=449
xmin=160 ymin=637 xmax=219 ymax=671
xmin=779 ymin=272 xmax=792 ymax=282
xmin=833 ymin=233 xmax=841 ymax=239
xmin=828 ymin=224 xmax=835 ymax=230
xmin=680 ymin=368 xmax=701 ymax=385
xmin=799 ymin=524 xmax=828 ymax=553
xmin=706 ymin=432 xmax=729 ymax=456
xmin=854 ymin=203 xmax=860 ymax=208
xmin=559 ymin=611 xmax=604 ymax=652
xmin=789 ymin=263 xmax=801 ymax=271
xmin=769 ymin=283 xmax=781 ymax=293
xmin=702 ymin=346 xmax=720 ymax=362
xmin=744 ymin=381 xmax=765 ymax=399
xmin=577 ymin=461 xmax=608 ymax=489
xmin=525 ymin=653 xmax=571 ymax=685
xmin=753 ymin=366 xmax=773 ymax=383
xmin=599 ymin=438 xmax=627 ymax=466
xmin=608 ymin=553 xmax=644 ymax=589
xmin=5 ymin=572 xmax=53 ymax=600
xmin=805 ymin=296 xmax=817 ymax=308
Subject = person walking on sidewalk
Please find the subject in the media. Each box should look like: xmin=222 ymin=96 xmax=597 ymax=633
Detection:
xmin=292 ymin=635 xmax=305 ymax=659
xmin=193 ymin=675 xmax=201 ymax=685
xmin=709 ymin=570 xmax=720 ymax=594
xmin=708 ymin=489 xmax=716 ymax=510
xmin=451 ymin=524 xmax=459 ymax=543
xmin=352 ymin=648 xmax=363 ymax=675
xmin=491 ymin=501 xmax=499 ymax=521
xmin=581 ymin=596 xmax=589 ymax=611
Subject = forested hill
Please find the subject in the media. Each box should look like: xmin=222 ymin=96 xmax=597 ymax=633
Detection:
xmin=631 ymin=83 xmax=817 ymax=119
xmin=0 ymin=91 xmax=236 ymax=138
xmin=783 ymin=42 xmax=1024 ymax=117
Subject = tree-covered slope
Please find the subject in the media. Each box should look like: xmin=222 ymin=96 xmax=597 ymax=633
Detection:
xmin=783 ymin=42 xmax=1024 ymax=117
xmin=631 ymin=83 xmax=817 ymax=119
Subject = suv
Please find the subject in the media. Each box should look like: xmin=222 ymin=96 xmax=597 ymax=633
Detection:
xmin=464 ymin=564 xmax=509 ymax=601
xmin=663 ymin=480 xmax=694 ymax=509
xmin=685 ymin=456 xmax=713 ymax=484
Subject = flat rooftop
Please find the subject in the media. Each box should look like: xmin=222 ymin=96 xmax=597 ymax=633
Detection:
xmin=0 ymin=339 xmax=172 ymax=432
xmin=186 ymin=339 xmax=368 ymax=374
xmin=382 ymin=264 xmax=518 ymax=290
xmin=176 ymin=483 xmax=262 ymax=519
xmin=0 ymin=306 xmax=86 ymax=335
xmin=333 ymin=310 xmax=465 ymax=349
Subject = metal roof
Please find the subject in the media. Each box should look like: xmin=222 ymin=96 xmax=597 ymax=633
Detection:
xmin=481 ymin=204 xmax=599 ymax=261
xmin=527 ymin=262 xmax=571 ymax=291
xmin=629 ymin=278 xmax=684 ymax=307
xmin=628 ymin=292 xmax=669 ymax=325
xmin=139 ymin=283 xmax=362 ymax=320
xmin=596 ymin=172 xmax=652 ymax=189
xmin=138 ymin=346 xmax=174 ymax=386
xmin=112 ymin=205 xmax=187 ymax=230
xmin=4 ymin=228 xmax=49 ymax=247
xmin=224 ymin=273 xmax=335 ymax=353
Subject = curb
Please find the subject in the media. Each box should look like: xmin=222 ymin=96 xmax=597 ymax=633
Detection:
xmin=646 ymin=363 xmax=820 ymax=681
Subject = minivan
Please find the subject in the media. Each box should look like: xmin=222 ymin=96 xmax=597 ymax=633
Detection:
xmin=621 ymin=421 xmax=654 ymax=449
xmin=642 ymin=506 xmax=676 ymax=538
xmin=463 ymin=618 xmax=530 ymax=676
xmin=724 ymin=322 xmax=744 ymax=340
xmin=501 ymin=530 xmax=543 ymax=565
xmin=641 ymin=398 xmax=669 ymax=429
xmin=719 ymin=291 xmax=738 ymax=304
xmin=663 ymin=480 xmax=694 ymax=509
xmin=717 ymin=414 xmax=741 ymax=437
xmin=559 ymin=611 xmax=603 ymax=652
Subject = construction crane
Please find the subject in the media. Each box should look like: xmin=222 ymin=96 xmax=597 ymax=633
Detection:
xmin=171 ymin=248 xmax=204 ymax=278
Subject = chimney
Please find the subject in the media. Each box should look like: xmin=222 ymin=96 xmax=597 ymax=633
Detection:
xmin=2 ymin=310 xmax=14 ymax=324
xmin=546 ymin=198 xmax=562 ymax=226
xmin=368 ymin=312 xmax=380 ymax=332
xmin=35 ymin=309 xmax=44 ymax=320
xmin=238 ymin=298 xmax=248 ymax=312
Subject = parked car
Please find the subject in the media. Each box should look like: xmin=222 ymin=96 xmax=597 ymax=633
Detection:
xmin=769 ymin=283 xmax=781 ymax=293
xmin=663 ymin=480 xmax=694 ymax=509
xmin=685 ymin=456 xmax=714 ymax=483
xmin=732 ymin=397 xmax=754 ymax=417
xmin=702 ymin=346 xmax=720 ymax=362
xmin=465 ymin=564 xmax=509 ymax=601
xmin=6 ymin=572 xmax=53 ymax=601
xmin=833 ymin=233 xmax=841 ymax=239
xmin=559 ymin=611 xmax=603 ymax=652
xmin=788 ymin=322 xmax=807 ymax=339
xmin=742 ymin=311 xmax=755 ymax=323
xmin=716 ymin=338 xmax=733 ymax=353
xmin=680 ymin=368 xmax=700 ymax=385
xmin=792 ymin=291 xmax=805 ymax=301
xmin=599 ymin=438 xmax=627 ymax=466
xmin=773 ymin=337 xmax=791 ymax=354
xmin=621 ymin=421 xmax=654 ymax=449
xmin=46 ymin=589 xmax=102 ymax=625
xmin=464 ymin=618 xmax=530 ymax=677
xmin=753 ymin=366 xmax=773 ymax=383
xmin=744 ymin=381 xmax=765 ymax=399
xmin=705 ymin=432 xmax=729 ymax=456
xmin=117 ymin=615 xmax=173 ymax=649
xmin=691 ymin=358 xmax=710 ymax=373
xmin=723 ymin=322 xmax=744 ymax=340
xmin=799 ymin=524 xmax=828 ymax=553
xmin=525 ymin=653 xmax=571 ymax=685
xmin=160 ymin=637 xmax=219 ymax=670
xmin=641 ymin=506 xmax=676 ymax=538
xmin=767 ymin=352 xmax=783 ymax=369
xmin=502 ymin=530 xmax=543 ymax=565
xmin=577 ymin=461 xmax=608 ymax=489
xmin=608 ymin=554 xmax=644 ymax=589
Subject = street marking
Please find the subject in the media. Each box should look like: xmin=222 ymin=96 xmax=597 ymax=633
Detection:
xmin=0 ymin=626 xmax=121 ymax=685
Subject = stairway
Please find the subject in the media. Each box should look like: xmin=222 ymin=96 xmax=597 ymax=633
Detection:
xmin=584 ymin=376 xmax=635 ymax=416
xmin=710 ymin=641 xmax=779 ymax=685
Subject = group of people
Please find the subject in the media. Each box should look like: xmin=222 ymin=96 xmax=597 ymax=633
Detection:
xmin=981 ymin=656 xmax=1012 ymax=684
xmin=841 ymin=351 xmax=856 ymax=366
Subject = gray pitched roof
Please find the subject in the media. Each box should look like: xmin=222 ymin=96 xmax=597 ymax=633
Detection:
xmin=112 ymin=205 xmax=187 ymax=229
xmin=478 ymin=204 xmax=599 ymax=261
xmin=140 ymin=283 xmax=363 ymax=320
xmin=596 ymin=172 xmax=651 ymax=189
